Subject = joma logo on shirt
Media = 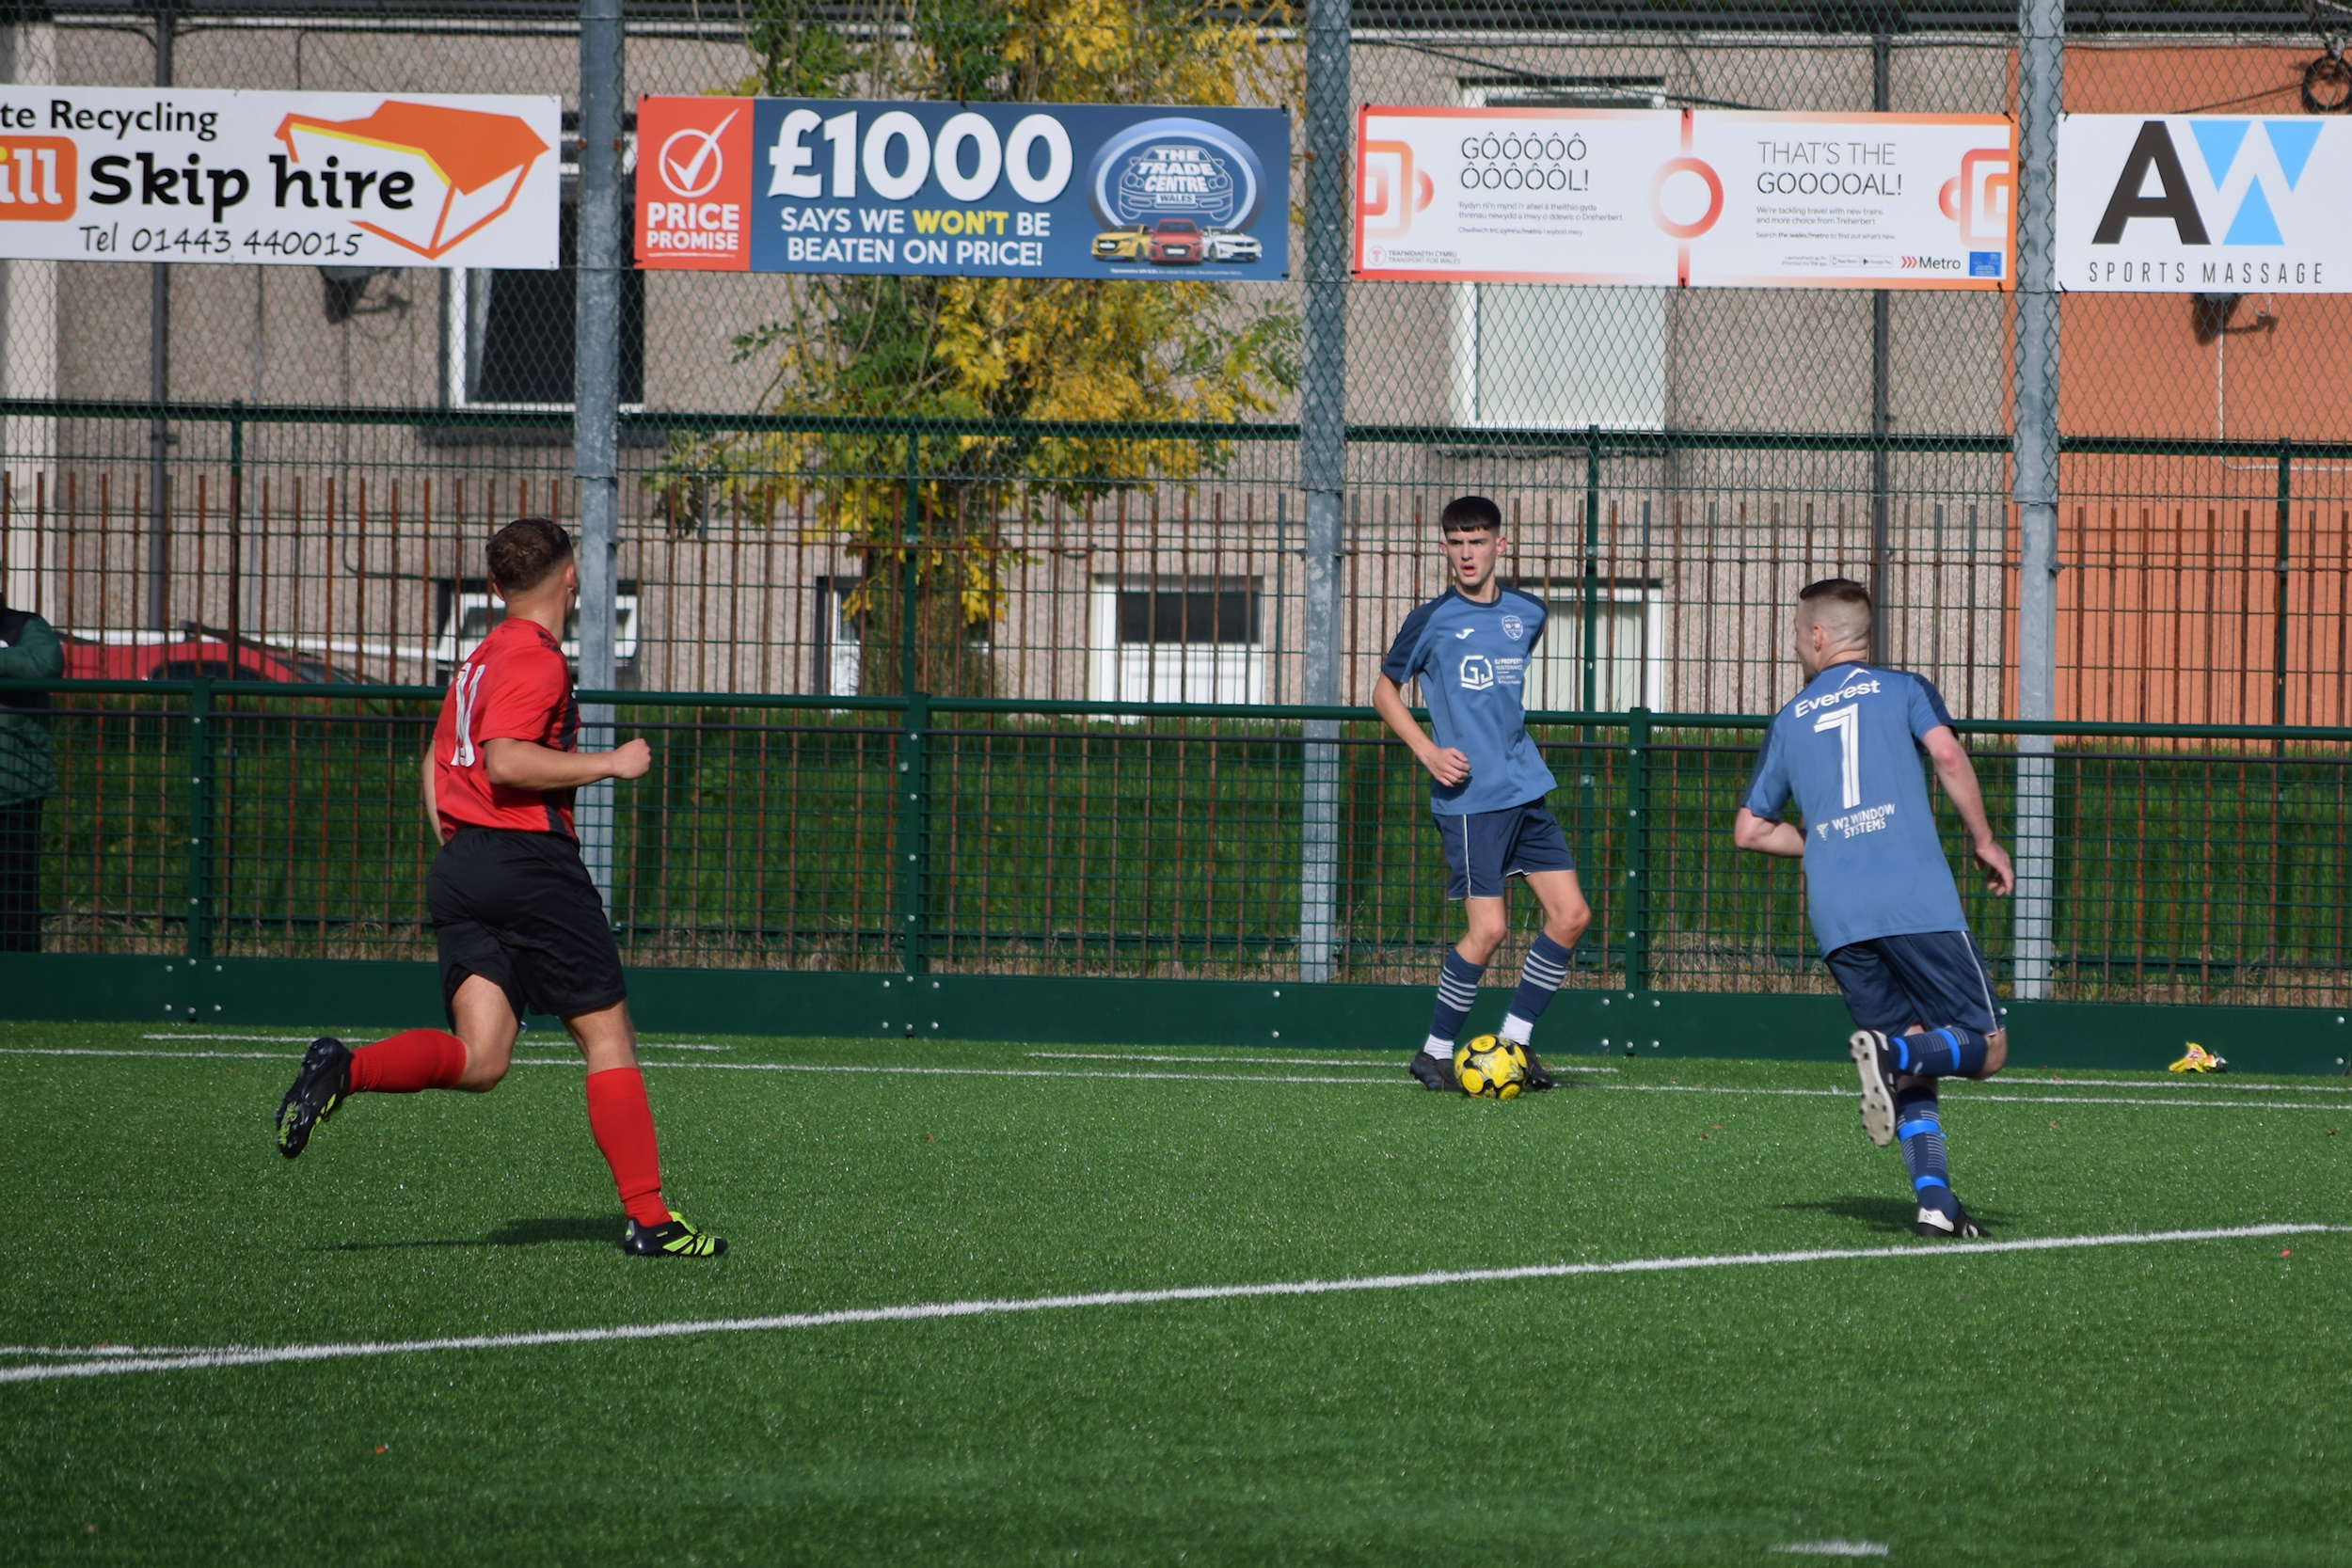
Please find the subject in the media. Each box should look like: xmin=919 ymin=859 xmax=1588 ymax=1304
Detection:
xmin=1458 ymin=654 xmax=1495 ymax=690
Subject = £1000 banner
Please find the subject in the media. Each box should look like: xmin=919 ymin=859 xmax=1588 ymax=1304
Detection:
xmin=0 ymin=87 xmax=558 ymax=266
xmin=1356 ymin=107 xmax=2013 ymax=289
xmin=635 ymin=96 xmax=1288 ymax=280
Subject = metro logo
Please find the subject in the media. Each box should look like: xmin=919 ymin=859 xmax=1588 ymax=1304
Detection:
xmin=0 ymin=137 xmax=74 ymax=220
xmin=271 ymin=101 xmax=550 ymax=260
xmin=637 ymin=97 xmax=751 ymax=271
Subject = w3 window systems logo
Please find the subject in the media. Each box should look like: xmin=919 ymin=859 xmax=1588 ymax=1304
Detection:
xmin=2091 ymin=119 xmax=2321 ymax=247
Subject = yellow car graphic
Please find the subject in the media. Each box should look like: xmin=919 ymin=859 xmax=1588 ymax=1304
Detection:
xmin=1092 ymin=225 xmax=1149 ymax=261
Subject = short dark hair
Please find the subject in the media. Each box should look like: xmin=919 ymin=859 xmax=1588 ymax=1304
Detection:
xmin=1439 ymin=495 xmax=1503 ymax=535
xmin=1798 ymin=577 xmax=1872 ymax=612
xmin=1799 ymin=577 xmax=1873 ymax=641
xmin=486 ymin=516 xmax=573 ymax=595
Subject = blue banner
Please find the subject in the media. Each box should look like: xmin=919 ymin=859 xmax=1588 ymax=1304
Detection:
xmin=639 ymin=96 xmax=1288 ymax=281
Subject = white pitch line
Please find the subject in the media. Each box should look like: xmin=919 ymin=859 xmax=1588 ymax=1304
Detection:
xmin=1025 ymin=1051 xmax=1619 ymax=1070
xmin=3 ymin=1223 xmax=2330 ymax=1387
xmin=15 ymin=1048 xmax=2350 ymax=1108
xmin=1988 ymin=1076 xmax=2352 ymax=1094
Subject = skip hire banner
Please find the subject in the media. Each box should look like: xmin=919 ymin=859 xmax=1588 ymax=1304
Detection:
xmin=636 ymin=96 xmax=1289 ymax=280
xmin=2057 ymin=115 xmax=2344 ymax=292
xmin=0 ymin=87 xmax=558 ymax=266
xmin=1355 ymin=108 xmax=2014 ymax=289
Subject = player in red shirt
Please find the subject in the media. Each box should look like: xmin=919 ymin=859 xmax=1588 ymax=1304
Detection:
xmin=274 ymin=517 xmax=724 ymax=1259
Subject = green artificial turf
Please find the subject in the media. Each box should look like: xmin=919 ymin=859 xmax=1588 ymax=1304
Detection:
xmin=3 ymin=1021 xmax=2349 ymax=1564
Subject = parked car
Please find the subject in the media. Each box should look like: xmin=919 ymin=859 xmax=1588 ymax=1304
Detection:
xmin=62 ymin=632 xmax=359 ymax=685
xmin=1145 ymin=218 xmax=1205 ymax=264
xmin=1201 ymin=229 xmax=1262 ymax=262
xmin=1091 ymin=224 xmax=1150 ymax=261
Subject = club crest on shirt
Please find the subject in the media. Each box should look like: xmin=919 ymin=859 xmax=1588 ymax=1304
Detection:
xmin=1501 ymin=614 xmax=1524 ymax=641
xmin=1458 ymin=654 xmax=1495 ymax=690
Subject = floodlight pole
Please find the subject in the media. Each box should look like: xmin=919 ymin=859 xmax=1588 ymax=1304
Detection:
xmin=145 ymin=1 xmax=173 ymax=632
xmin=575 ymin=0 xmax=624 ymax=914
xmin=1296 ymin=0 xmax=1348 ymax=984
xmin=2011 ymin=0 xmax=2063 ymax=1001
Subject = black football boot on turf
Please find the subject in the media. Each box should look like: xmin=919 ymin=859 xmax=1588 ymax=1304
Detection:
xmin=1914 ymin=1198 xmax=1991 ymax=1240
xmin=275 ymin=1037 xmax=353 ymax=1159
xmin=1408 ymin=1051 xmax=1460 ymax=1093
xmin=1847 ymin=1029 xmax=1899 ymax=1147
xmin=1521 ymin=1045 xmax=1556 ymax=1092
xmin=622 ymin=1210 xmax=728 ymax=1259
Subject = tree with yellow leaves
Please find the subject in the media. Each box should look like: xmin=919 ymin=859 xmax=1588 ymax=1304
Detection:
xmin=663 ymin=0 xmax=1299 ymax=694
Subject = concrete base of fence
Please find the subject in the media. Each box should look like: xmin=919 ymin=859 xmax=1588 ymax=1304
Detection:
xmin=3 ymin=955 xmax=2348 ymax=1077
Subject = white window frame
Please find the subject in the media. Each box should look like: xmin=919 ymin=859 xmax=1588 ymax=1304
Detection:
xmin=1521 ymin=580 xmax=1666 ymax=713
xmin=1088 ymin=576 xmax=1266 ymax=706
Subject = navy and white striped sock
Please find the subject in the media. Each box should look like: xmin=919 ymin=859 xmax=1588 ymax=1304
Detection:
xmin=1895 ymin=1082 xmax=1958 ymax=1220
xmin=1498 ymin=931 xmax=1573 ymax=1045
xmin=1425 ymin=950 xmax=1486 ymax=1057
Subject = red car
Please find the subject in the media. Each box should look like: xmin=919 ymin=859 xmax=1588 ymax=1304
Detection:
xmin=1146 ymin=218 xmax=1204 ymax=264
xmin=62 ymin=633 xmax=358 ymax=685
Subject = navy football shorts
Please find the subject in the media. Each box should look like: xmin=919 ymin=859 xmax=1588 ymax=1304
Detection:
xmin=1822 ymin=930 xmax=2002 ymax=1037
xmin=428 ymin=826 xmax=628 ymax=1025
xmin=1434 ymin=800 xmax=1578 ymax=900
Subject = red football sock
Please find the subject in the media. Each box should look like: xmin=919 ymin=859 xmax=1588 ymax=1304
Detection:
xmin=584 ymin=1068 xmax=671 ymax=1227
xmin=347 ymin=1028 xmax=468 ymax=1094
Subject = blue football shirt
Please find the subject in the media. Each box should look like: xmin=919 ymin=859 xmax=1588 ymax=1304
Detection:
xmin=1380 ymin=585 xmax=1557 ymax=815
xmin=1742 ymin=661 xmax=1970 ymax=953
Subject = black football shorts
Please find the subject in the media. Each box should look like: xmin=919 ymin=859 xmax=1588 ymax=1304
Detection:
xmin=428 ymin=826 xmax=628 ymax=1024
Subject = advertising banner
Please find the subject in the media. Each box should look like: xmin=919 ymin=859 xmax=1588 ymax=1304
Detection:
xmin=636 ymin=96 xmax=1288 ymax=280
xmin=2058 ymin=114 xmax=2345 ymax=292
xmin=0 ymin=87 xmax=558 ymax=267
xmin=1355 ymin=108 xmax=2013 ymax=289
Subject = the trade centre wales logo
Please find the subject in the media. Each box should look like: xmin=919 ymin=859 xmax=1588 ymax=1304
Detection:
xmin=1086 ymin=118 xmax=1264 ymax=230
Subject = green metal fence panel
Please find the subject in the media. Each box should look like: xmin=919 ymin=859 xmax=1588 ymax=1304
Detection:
xmin=10 ymin=678 xmax=2349 ymax=1009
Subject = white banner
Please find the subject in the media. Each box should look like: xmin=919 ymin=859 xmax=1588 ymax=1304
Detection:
xmin=1356 ymin=108 xmax=2013 ymax=289
xmin=0 ymin=87 xmax=559 ymax=267
xmin=2058 ymin=114 xmax=2344 ymax=292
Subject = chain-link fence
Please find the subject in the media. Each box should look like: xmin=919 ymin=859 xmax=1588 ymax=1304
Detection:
xmin=0 ymin=2 xmax=2347 ymax=997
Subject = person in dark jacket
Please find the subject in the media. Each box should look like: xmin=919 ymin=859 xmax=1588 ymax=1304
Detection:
xmin=0 ymin=596 xmax=61 ymax=951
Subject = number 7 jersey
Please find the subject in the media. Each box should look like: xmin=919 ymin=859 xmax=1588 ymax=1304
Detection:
xmin=1741 ymin=661 xmax=1968 ymax=953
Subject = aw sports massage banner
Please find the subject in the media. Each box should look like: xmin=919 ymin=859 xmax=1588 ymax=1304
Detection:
xmin=635 ymin=96 xmax=1288 ymax=280
xmin=1355 ymin=108 xmax=2014 ymax=289
xmin=2058 ymin=115 xmax=2349 ymax=292
xmin=0 ymin=87 xmax=558 ymax=266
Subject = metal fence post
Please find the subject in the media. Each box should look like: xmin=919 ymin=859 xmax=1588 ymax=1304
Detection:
xmin=145 ymin=0 xmax=173 ymax=633
xmin=573 ymin=0 xmax=624 ymax=916
xmin=1868 ymin=28 xmax=1893 ymax=656
xmin=898 ymin=690 xmax=930 ymax=974
xmin=184 ymin=675 xmax=213 ymax=960
xmin=1623 ymin=706 xmax=1650 ymax=993
xmin=2010 ymin=0 xmax=2063 ymax=1000
xmin=1295 ymin=0 xmax=1349 ymax=984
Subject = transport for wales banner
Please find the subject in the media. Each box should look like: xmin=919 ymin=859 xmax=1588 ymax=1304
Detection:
xmin=0 ymin=87 xmax=558 ymax=266
xmin=1355 ymin=108 xmax=2014 ymax=289
xmin=2057 ymin=115 xmax=2346 ymax=292
xmin=635 ymin=96 xmax=1288 ymax=280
